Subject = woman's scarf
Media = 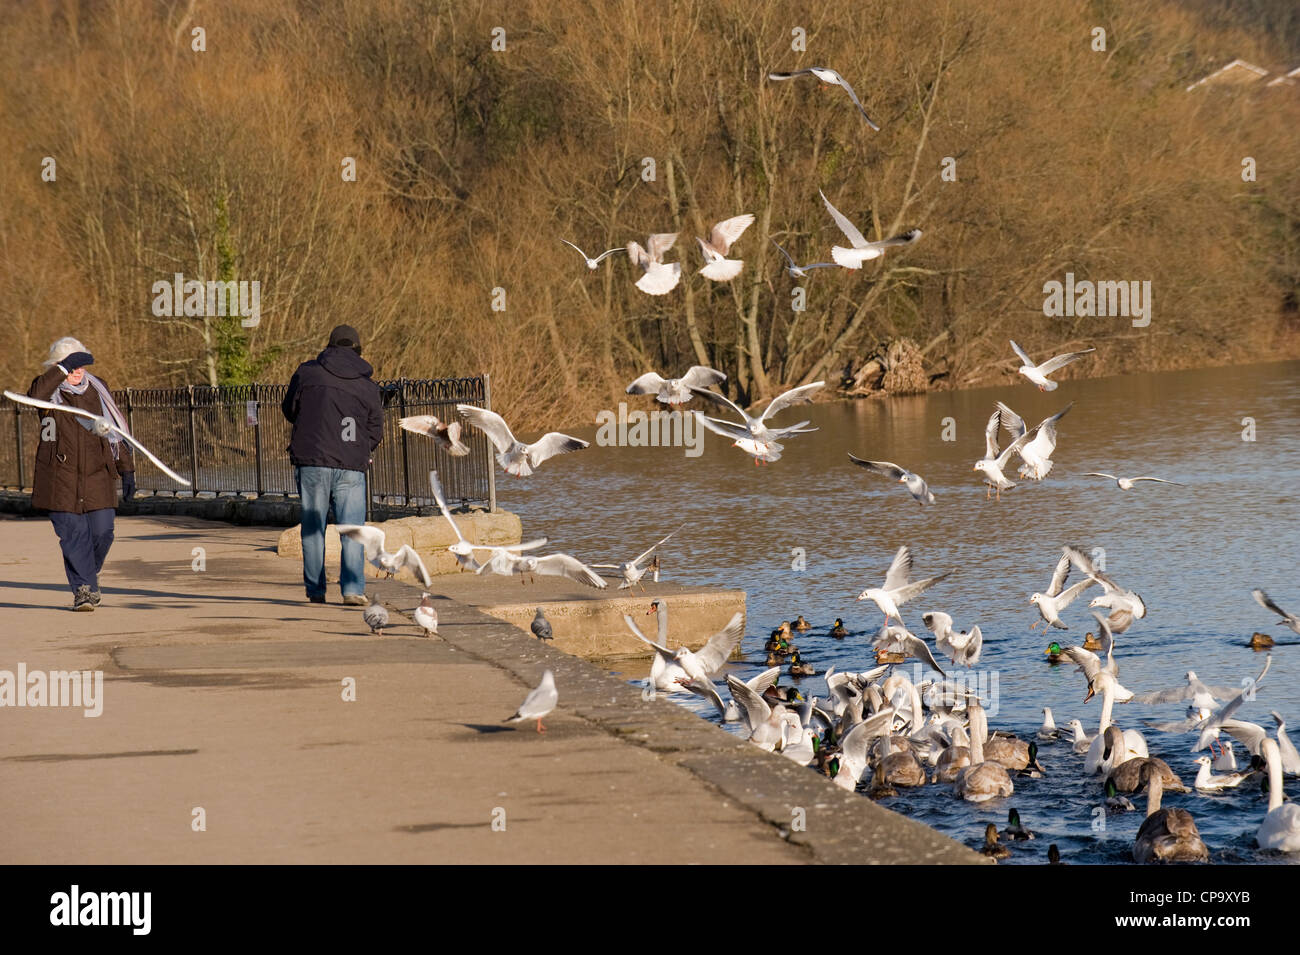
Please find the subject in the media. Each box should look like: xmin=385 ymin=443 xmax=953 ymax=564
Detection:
xmin=52 ymin=372 xmax=130 ymax=458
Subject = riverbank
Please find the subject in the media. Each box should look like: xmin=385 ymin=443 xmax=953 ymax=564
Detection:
xmin=0 ymin=513 xmax=984 ymax=864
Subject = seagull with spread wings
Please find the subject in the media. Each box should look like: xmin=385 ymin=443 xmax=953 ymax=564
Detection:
xmin=1029 ymin=549 xmax=1096 ymax=630
xmin=856 ymin=545 xmax=951 ymax=627
xmin=1253 ymin=589 xmax=1300 ymax=635
xmin=399 ymin=415 xmax=470 ymax=456
xmin=768 ymin=67 xmax=880 ymax=129
xmin=509 ymin=551 xmax=608 ymax=589
xmin=626 ymin=232 xmax=681 ymax=295
xmin=456 ymin=405 xmax=588 ymax=477
xmin=5 ymin=389 xmax=191 ymax=486
xmin=625 ymin=366 xmax=726 ymax=407
xmin=818 ymin=191 xmax=921 ymax=269
xmin=996 ymin=401 xmax=1073 ymax=481
xmin=1009 ymin=340 xmax=1096 ymax=392
xmin=690 ymin=380 xmax=824 ymax=464
xmin=973 ymin=404 xmax=1037 ymax=500
xmin=696 ymin=214 xmax=755 ymax=281
xmin=847 ymin=455 xmax=935 ymax=506
xmin=770 ymin=239 xmax=838 ymax=279
xmin=591 ymin=526 xmax=682 ymax=592
xmin=335 ymin=524 xmax=433 ymax=588
xmin=1084 ymin=472 xmax=1184 ymax=491
xmin=560 ymin=239 xmax=626 ymax=271
xmin=624 ymin=604 xmax=745 ymax=688
xmin=428 ymin=470 xmax=482 ymax=573
xmin=872 ymin=623 xmax=948 ymax=677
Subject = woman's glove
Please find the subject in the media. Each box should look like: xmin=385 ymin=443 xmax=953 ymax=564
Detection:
xmin=57 ymin=352 xmax=95 ymax=373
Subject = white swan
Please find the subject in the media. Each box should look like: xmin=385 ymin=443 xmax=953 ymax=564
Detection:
xmin=1258 ymin=738 xmax=1300 ymax=852
xmin=1084 ymin=673 xmax=1148 ymax=774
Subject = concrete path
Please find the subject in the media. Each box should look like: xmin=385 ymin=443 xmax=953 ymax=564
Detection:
xmin=0 ymin=513 xmax=983 ymax=864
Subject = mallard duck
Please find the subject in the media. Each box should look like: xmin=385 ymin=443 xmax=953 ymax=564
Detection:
xmin=788 ymin=651 xmax=815 ymax=677
xmin=1082 ymin=631 xmax=1103 ymax=651
xmin=1250 ymin=632 xmax=1274 ymax=650
xmin=1047 ymin=844 xmax=1066 ymax=865
xmin=979 ymin=822 xmax=1010 ymax=860
xmin=1044 ymin=641 xmax=1065 ymax=664
xmin=1133 ymin=765 xmax=1209 ymax=863
xmin=1105 ymin=777 xmax=1135 ymax=813
xmin=829 ymin=618 xmax=849 ymax=639
xmin=1002 ymin=808 xmax=1035 ymax=841
xmin=875 ymin=648 xmax=907 ymax=665
xmin=794 ymin=615 xmax=812 ymax=632
xmin=1016 ymin=741 xmax=1047 ymax=778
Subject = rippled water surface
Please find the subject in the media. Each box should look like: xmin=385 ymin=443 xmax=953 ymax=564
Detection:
xmin=501 ymin=361 xmax=1300 ymax=863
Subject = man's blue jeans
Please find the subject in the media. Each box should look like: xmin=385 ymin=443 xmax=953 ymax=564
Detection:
xmin=296 ymin=466 xmax=367 ymax=599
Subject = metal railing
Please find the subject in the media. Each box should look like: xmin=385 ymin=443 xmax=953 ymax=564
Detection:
xmin=0 ymin=374 xmax=496 ymax=513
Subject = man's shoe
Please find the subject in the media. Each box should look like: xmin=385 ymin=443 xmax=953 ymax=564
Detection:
xmin=308 ymin=594 xmax=326 ymax=604
xmin=89 ymin=591 xmax=102 ymax=607
xmin=342 ymin=594 xmax=368 ymax=607
xmin=73 ymin=585 xmax=95 ymax=612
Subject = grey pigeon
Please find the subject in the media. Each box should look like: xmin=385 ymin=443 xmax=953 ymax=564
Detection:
xmin=363 ymin=595 xmax=389 ymax=636
xmin=531 ymin=607 xmax=553 ymax=641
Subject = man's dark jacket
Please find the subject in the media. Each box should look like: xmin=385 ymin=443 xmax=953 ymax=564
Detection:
xmin=281 ymin=347 xmax=383 ymax=472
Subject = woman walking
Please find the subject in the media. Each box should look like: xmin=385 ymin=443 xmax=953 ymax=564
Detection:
xmin=27 ymin=337 xmax=135 ymax=611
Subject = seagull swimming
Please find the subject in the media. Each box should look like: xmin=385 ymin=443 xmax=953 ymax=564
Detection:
xmin=335 ymin=524 xmax=433 ymax=588
xmin=560 ymin=239 xmax=626 ymax=270
xmin=456 ymin=405 xmax=588 ymax=477
xmin=768 ymin=67 xmax=880 ymax=130
xmin=505 ymin=670 xmax=558 ymax=733
xmin=995 ymin=401 xmax=1072 ymax=481
xmin=1008 ymin=340 xmax=1096 ymax=392
xmin=625 ymin=366 xmax=726 ymax=407
xmin=1084 ymin=472 xmax=1185 ymax=491
xmin=818 ymin=191 xmax=921 ymax=269
xmin=5 ymin=389 xmax=192 ymax=486
xmin=696 ymin=214 xmax=755 ymax=281
xmin=856 ymin=545 xmax=951 ymax=627
xmin=770 ymin=239 xmax=838 ymax=279
xmin=626 ymin=232 xmax=681 ymax=295
xmin=398 ymin=415 xmax=470 ymax=456
xmin=847 ymin=455 xmax=935 ymax=506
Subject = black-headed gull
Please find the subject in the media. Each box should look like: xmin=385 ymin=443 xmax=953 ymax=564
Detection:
xmin=456 ymin=405 xmax=588 ymax=477
xmin=624 ymin=606 xmax=744 ymax=686
xmin=591 ymin=526 xmax=681 ymax=592
xmin=996 ymin=401 xmax=1073 ymax=481
xmin=413 ymin=592 xmax=438 ymax=636
xmin=1064 ymin=545 xmax=1146 ymax=619
xmin=1084 ymin=472 xmax=1184 ymax=490
xmin=921 ymin=611 xmax=982 ymax=667
xmin=770 ymin=239 xmax=838 ymax=279
xmin=847 ymin=455 xmax=935 ymax=506
xmin=626 ymin=233 xmax=681 ymax=295
xmin=690 ymin=380 xmax=824 ymax=464
xmin=973 ymin=404 xmax=1036 ymax=500
xmin=509 ymin=551 xmax=608 ymax=589
xmin=696 ymin=214 xmax=755 ymax=281
xmin=5 ymin=389 xmax=191 ymax=485
xmin=335 ymin=524 xmax=433 ymax=588
xmin=428 ymin=470 xmax=481 ymax=572
xmin=1029 ymin=550 xmax=1095 ymax=630
xmin=856 ymin=545 xmax=951 ymax=627
xmin=505 ymin=670 xmax=557 ymax=733
xmin=1253 ymin=589 xmax=1300 ymax=634
xmin=560 ymin=239 xmax=626 ymax=270
xmin=871 ymin=622 xmax=948 ymax=676
xmin=1009 ymin=340 xmax=1096 ymax=391
xmin=625 ymin=366 xmax=725 ymax=406
xmin=399 ymin=415 xmax=470 ymax=456
xmin=818 ymin=191 xmax=921 ymax=269
xmin=767 ymin=67 xmax=880 ymax=130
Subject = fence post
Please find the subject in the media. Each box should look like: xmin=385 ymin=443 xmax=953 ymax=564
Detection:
xmin=398 ymin=379 xmax=411 ymax=506
xmin=14 ymin=399 xmax=24 ymax=490
xmin=253 ymin=385 xmax=264 ymax=496
xmin=483 ymin=372 xmax=496 ymax=513
xmin=187 ymin=386 xmax=199 ymax=493
xmin=123 ymin=388 xmax=134 ymax=435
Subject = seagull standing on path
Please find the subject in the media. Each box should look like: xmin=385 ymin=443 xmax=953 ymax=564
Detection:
xmin=818 ymin=192 xmax=921 ymax=269
xmin=768 ymin=67 xmax=880 ymax=130
xmin=413 ymin=593 xmax=438 ymax=637
xmin=696 ymin=214 xmax=756 ymax=281
xmin=505 ymin=670 xmax=558 ymax=734
xmin=626 ymin=233 xmax=681 ymax=295
xmin=856 ymin=545 xmax=951 ymax=626
xmin=1008 ymin=340 xmax=1096 ymax=391
xmin=1084 ymin=472 xmax=1185 ymax=490
xmin=456 ymin=405 xmax=588 ymax=477
xmin=560 ymin=239 xmax=626 ymax=270
xmin=847 ymin=455 xmax=936 ymax=506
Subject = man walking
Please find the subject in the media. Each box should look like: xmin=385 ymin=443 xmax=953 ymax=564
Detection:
xmin=282 ymin=325 xmax=384 ymax=605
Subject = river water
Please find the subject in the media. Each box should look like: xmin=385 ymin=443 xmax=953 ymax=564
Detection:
xmin=502 ymin=360 xmax=1300 ymax=864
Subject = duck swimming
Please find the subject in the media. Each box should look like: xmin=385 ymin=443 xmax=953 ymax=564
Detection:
xmin=1044 ymin=642 xmax=1065 ymax=664
xmin=1082 ymin=631 xmax=1102 ymax=652
xmin=794 ymin=615 xmax=812 ymax=632
xmin=788 ymin=651 xmax=815 ymax=677
xmin=1002 ymin=808 xmax=1035 ymax=841
xmin=829 ymin=619 xmax=849 ymax=639
xmin=979 ymin=823 xmax=1010 ymax=860
xmin=1250 ymin=632 xmax=1274 ymax=650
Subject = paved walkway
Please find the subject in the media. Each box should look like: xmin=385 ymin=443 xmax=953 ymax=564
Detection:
xmin=0 ymin=513 xmax=981 ymax=864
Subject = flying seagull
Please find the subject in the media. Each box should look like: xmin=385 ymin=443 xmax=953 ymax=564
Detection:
xmin=1064 ymin=545 xmax=1147 ymax=620
xmin=1009 ymin=340 xmax=1096 ymax=392
xmin=856 ymin=545 xmax=951 ymax=626
xmin=819 ymin=191 xmax=921 ymax=269
xmin=626 ymin=232 xmax=681 ymax=296
xmin=625 ymin=366 xmax=726 ymax=407
xmin=872 ymin=623 xmax=948 ymax=677
xmin=508 ymin=551 xmax=608 ymax=589
xmin=922 ymin=611 xmax=983 ymax=667
xmin=428 ymin=470 xmax=481 ymax=572
xmin=335 ymin=524 xmax=433 ymax=588
xmin=768 ymin=67 xmax=880 ymax=130
xmin=973 ymin=404 xmax=1037 ymax=500
xmin=560 ymin=239 xmax=625 ymax=270
xmin=592 ymin=526 xmax=682 ymax=592
xmin=1084 ymin=472 xmax=1185 ymax=491
xmin=398 ymin=415 xmax=470 ymax=456
xmin=996 ymin=401 xmax=1073 ymax=481
xmin=696 ymin=214 xmax=755 ymax=281
xmin=771 ymin=239 xmax=838 ymax=279
xmin=456 ymin=405 xmax=588 ymax=477
xmin=624 ymin=607 xmax=746 ymax=686
xmin=1253 ymin=589 xmax=1300 ymax=635
xmin=690 ymin=381 xmax=824 ymax=463
xmin=5 ymin=389 xmax=191 ymax=486
xmin=505 ymin=670 xmax=558 ymax=733
xmin=1029 ymin=550 xmax=1095 ymax=630
xmin=847 ymin=455 xmax=935 ymax=506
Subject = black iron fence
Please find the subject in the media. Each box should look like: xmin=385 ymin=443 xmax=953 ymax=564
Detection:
xmin=0 ymin=375 xmax=496 ymax=513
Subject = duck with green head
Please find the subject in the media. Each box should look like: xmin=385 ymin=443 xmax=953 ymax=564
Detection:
xmin=788 ymin=651 xmax=815 ymax=676
xmin=1002 ymin=808 xmax=1035 ymax=840
xmin=1044 ymin=641 xmax=1064 ymax=664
